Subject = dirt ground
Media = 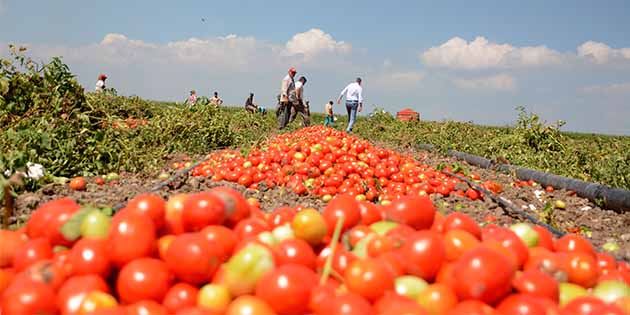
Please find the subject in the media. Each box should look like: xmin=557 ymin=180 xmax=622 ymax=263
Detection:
xmin=12 ymin=148 xmax=630 ymax=261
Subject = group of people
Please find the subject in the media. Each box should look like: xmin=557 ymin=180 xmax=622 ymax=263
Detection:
xmin=277 ymin=67 xmax=363 ymax=133
xmin=95 ymin=68 xmax=365 ymax=133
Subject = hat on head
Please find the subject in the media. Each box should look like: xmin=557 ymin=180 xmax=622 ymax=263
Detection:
xmin=98 ymin=73 xmax=107 ymax=80
xmin=288 ymin=67 xmax=297 ymax=74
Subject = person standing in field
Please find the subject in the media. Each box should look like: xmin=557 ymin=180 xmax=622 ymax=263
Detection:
xmin=289 ymin=76 xmax=310 ymax=127
xmin=95 ymin=74 xmax=107 ymax=93
xmin=337 ymin=77 xmax=363 ymax=133
xmin=278 ymin=67 xmax=297 ymax=129
xmin=324 ymin=101 xmax=334 ymax=127
xmin=187 ymin=90 xmax=198 ymax=106
xmin=209 ymin=91 xmax=223 ymax=107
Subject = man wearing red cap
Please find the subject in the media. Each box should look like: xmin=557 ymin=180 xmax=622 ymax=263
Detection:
xmin=95 ymin=74 xmax=107 ymax=93
xmin=278 ymin=67 xmax=297 ymax=129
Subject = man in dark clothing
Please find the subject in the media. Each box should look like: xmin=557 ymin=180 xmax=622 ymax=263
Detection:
xmin=245 ymin=93 xmax=257 ymax=113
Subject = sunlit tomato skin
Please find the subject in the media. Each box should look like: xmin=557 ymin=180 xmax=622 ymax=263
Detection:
xmin=512 ymin=269 xmax=559 ymax=302
xmin=267 ymin=207 xmax=297 ymax=229
xmin=443 ymin=229 xmax=480 ymax=262
xmin=234 ymin=218 xmax=271 ymax=240
xmin=561 ymin=296 xmax=613 ymax=315
xmin=107 ymin=211 xmax=156 ymax=267
xmin=442 ymin=212 xmax=482 ymax=239
xmin=495 ymin=294 xmax=547 ymax=315
xmin=255 ymin=264 xmax=318 ymax=315
xmin=225 ymin=295 xmax=276 ymax=315
xmin=328 ymin=293 xmax=375 ymax=315
xmin=16 ymin=259 xmax=66 ymax=290
xmin=374 ymin=292 xmax=429 ymax=315
xmin=200 ymin=225 xmax=239 ymax=262
xmin=12 ymin=237 xmax=54 ymax=272
xmin=533 ymin=225 xmax=554 ymax=250
xmin=401 ymin=231 xmax=446 ymax=281
xmin=273 ymin=238 xmax=317 ymax=269
xmin=322 ymin=194 xmax=362 ymax=235
xmin=57 ymin=274 xmax=110 ymax=315
xmin=0 ymin=230 xmax=27 ymax=268
xmin=308 ymin=281 xmax=340 ymax=315
xmin=554 ymin=234 xmax=595 ymax=257
xmin=385 ymin=195 xmax=435 ymax=230
xmin=416 ymin=283 xmax=458 ymax=315
xmin=165 ymin=233 xmax=222 ymax=284
xmin=182 ymin=192 xmax=226 ymax=232
xmin=358 ymin=201 xmax=383 ymax=225
xmin=0 ymin=279 xmax=58 ymax=315
xmin=117 ymin=258 xmax=173 ymax=304
xmin=126 ymin=300 xmax=168 ymax=315
xmin=453 ymin=247 xmax=515 ymax=305
xmin=69 ymin=238 xmax=110 ymax=277
xmin=125 ymin=193 xmax=166 ymax=230
xmin=162 ymin=283 xmax=199 ymax=314
xmin=27 ymin=198 xmax=80 ymax=245
xmin=482 ymin=226 xmax=529 ymax=269
xmin=291 ymin=208 xmax=328 ymax=246
xmin=344 ymin=258 xmax=395 ymax=301
xmin=316 ymin=244 xmax=358 ymax=276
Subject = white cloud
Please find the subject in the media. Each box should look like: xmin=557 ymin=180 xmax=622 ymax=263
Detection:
xmin=453 ymin=74 xmax=516 ymax=91
xmin=421 ymin=36 xmax=563 ymax=69
xmin=577 ymin=41 xmax=630 ymax=64
xmin=283 ymin=29 xmax=351 ymax=59
xmin=371 ymin=71 xmax=425 ymax=90
xmin=579 ymin=82 xmax=630 ymax=94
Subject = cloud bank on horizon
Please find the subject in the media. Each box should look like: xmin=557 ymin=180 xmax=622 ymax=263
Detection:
xmin=2 ymin=30 xmax=630 ymax=135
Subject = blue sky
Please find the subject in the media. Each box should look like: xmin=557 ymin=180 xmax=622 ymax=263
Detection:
xmin=1 ymin=0 xmax=629 ymax=134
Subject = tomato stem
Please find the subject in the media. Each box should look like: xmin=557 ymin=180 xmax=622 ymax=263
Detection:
xmin=320 ymin=216 xmax=344 ymax=285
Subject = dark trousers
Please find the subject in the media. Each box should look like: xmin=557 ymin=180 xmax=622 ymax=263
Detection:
xmin=289 ymin=100 xmax=310 ymax=127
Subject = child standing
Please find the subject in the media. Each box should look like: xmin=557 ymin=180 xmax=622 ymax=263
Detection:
xmin=324 ymin=101 xmax=334 ymax=127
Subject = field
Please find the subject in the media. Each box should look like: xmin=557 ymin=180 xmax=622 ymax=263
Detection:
xmin=2 ymin=49 xmax=630 ymax=314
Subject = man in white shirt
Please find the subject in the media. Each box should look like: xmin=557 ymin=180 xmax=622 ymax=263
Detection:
xmin=209 ymin=91 xmax=223 ymax=107
xmin=289 ymin=76 xmax=310 ymax=127
xmin=278 ymin=67 xmax=297 ymax=129
xmin=95 ymin=74 xmax=107 ymax=93
xmin=336 ymin=77 xmax=363 ymax=133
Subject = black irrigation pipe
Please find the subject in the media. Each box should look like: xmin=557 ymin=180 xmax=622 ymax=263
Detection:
xmin=442 ymin=170 xmax=566 ymax=238
xmin=417 ymin=143 xmax=630 ymax=213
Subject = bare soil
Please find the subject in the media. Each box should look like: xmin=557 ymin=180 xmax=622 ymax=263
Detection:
xmin=12 ymin=148 xmax=630 ymax=261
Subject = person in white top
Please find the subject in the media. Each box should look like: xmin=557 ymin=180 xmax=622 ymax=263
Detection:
xmin=336 ymin=77 xmax=363 ymax=132
xmin=95 ymin=74 xmax=107 ymax=93
xmin=288 ymin=76 xmax=310 ymax=127
xmin=278 ymin=67 xmax=297 ymax=129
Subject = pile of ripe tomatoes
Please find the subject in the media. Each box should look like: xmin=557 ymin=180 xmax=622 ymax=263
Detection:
xmin=1 ymin=186 xmax=629 ymax=315
xmin=191 ymin=126 xmax=499 ymax=202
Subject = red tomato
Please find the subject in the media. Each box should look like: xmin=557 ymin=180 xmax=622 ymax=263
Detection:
xmin=358 ymin=201 xmax=382 ymax=225
xmin=554 ymin=234 xmax=595 ymax=257
xmin=564 ymin=251 xmax=599 ymax=288
xmin=435 ymin=262 xmax=458 ymax=289
xmin=200 ymin=225 xmax=238 ymax=262
xmin=0 ymin=230 xmax=27 ymax=267
xmin=374 ymin=292 xmax=429 ymax=315
xmin=267 ymin=207 xmax=297 ymax=228
xmin=561 ymin=296 xmax=614 ymax=315
xmin=273 ymin=238 xmax=317 ymax=269
xmin=347 ymin=225 xmax=372 ymax=247
xmin=125 ymin=193 xmax=166 ymax=230
xmin=69 ymin=177 xmax=87 ymax=191
xmin=16 ymin=259 xmax=66 ymax=290
xmin=482 ymin=226 xmax=529 ymax=269
xmin=126 ymin=300 xmax=169 ymax=315
xmin=596 ymin=252 xmax=617 ymax=273
xmin=322 ymin=194 xmax=362 ymax=234
xmin=12 ymin=237 xmax=53 ymax=272
xmin=344 ymin=258 xmax=395 ymax=301
xmin=453 ymin=246 xmax=515 ymax=305
xmin=316 ymin=244 xmax=357 ymax=276
xmin=0 ymin=279 xmax=57 ymax=315
xmin=366 ymin=235 xmax=395 ymax=257
xmin=225 ymin=295 xmax=276 ymax=315
xmin=512 ymin=269 xmax=559 ymax=302
xmin=27 ymin=198 xmax=79 ymax=240
xmin=384 ymin=195 xmax=435 ymax=230
xmin=117 ymin=258 xmax=173 ymax=304
xmin=327 ymin=293 xmax=374 ymax=315
xmin=69 ymin=238 xmax=110 ymax=277
xmin=532 ymin=225 xmax=554 ymax=250
xmin=107 ymin=211 xmax=156 ymax=267
xmin=416 ymin=283 xmax=458 ymax=315
xmin=162 ymin=283 xmax=199 ymax=314
xmin=401 ymin=230 xmax=446 ymax=281
xmin=447 ymin=300 xmax=496 ymax=315
xmin=182 ymin=192 xmax=226 ymax=232
xmin=495 ymin=294 xmax=547 ymax=315
xmin=442 ymin=212 xmax=482 ymax=239
xmin=255 ymin=264 xmax=318 ymax=315
xmin=443 ymin=229 xmax=480 ymax=262
xmin=233 ymin=218 xmax=270 ymax=240
xmin=210 ymin=187 xmax=251 ymax=226
xmin=165 ymin=233 xmax=222 ymax=284
xmin=57 ymin=275 xmax=110 ymax=315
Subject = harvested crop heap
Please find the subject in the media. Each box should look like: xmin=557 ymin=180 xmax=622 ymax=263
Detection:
xmin=1 ymin=127 xmax=630 ymax=315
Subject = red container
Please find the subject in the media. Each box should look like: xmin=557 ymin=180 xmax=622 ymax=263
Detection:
xmin=396 ymin=108 xmax=420 ymax=121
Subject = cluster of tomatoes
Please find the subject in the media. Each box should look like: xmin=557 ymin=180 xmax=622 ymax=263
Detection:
xmin=191 ymin=126 xmax=496 ymax=202
xmin=1 ymin=183 xmax=630 ymax=315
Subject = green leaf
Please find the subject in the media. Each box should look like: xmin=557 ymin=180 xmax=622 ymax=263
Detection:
xmin=60 ymin=207 xmax=94 ymax=242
